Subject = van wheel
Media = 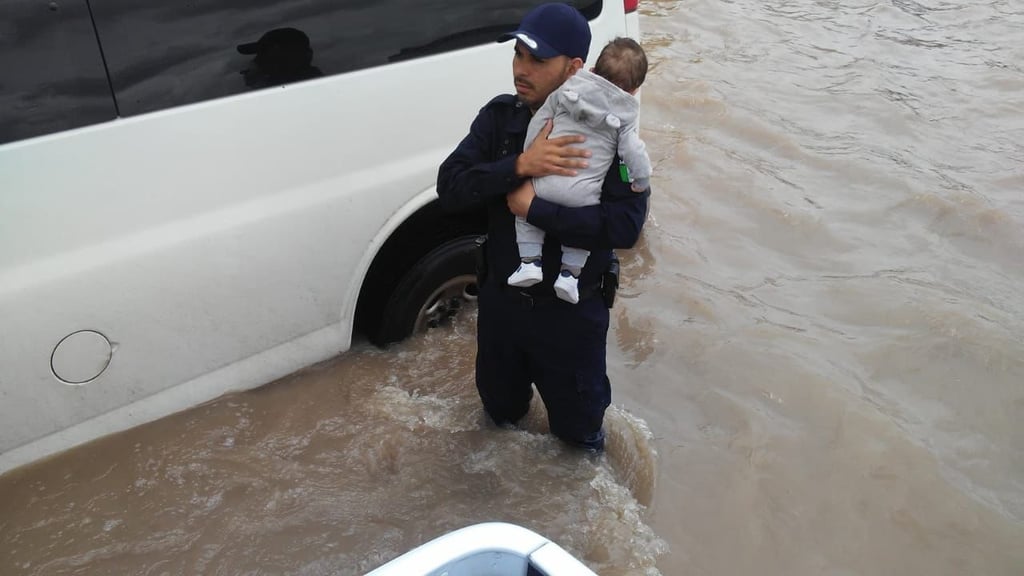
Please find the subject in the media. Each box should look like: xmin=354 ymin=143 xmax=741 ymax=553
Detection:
xmin=374 ymin=236 xmax=479 ymax=346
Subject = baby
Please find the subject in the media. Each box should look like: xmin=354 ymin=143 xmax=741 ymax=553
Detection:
xmin=508 ymin=37 xmax=651 ymax=303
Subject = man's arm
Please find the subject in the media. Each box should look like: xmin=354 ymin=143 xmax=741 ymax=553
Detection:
xmin=514 ymin=161 xmax=650 ymax=250
xmin=437 ymin=104 xmax=522 ymax=214
xmin=437 ymin=99 xmax=590 ymax=213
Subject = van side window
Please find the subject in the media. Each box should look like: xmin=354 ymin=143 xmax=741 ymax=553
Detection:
xmin=90 ymin=0 xmax=603 ymax=116
xmin=0 ymin=0 xmax=118 ymax=145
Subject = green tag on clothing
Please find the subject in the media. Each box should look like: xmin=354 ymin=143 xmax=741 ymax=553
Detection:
xmin=618 ymin=161 xmax=630 ymax=183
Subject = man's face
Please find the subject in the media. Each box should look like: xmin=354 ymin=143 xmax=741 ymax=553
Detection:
xmin=512 ymin=41 xmax=582 ymax=111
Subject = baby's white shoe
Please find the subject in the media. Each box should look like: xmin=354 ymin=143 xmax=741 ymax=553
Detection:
xmin=553 ymin=269 xmax=580 ymax=304
xmin=508 ymin=260 xmax=543 ymax=287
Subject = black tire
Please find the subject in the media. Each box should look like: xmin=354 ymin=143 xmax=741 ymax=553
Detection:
xmin=373 ymin=235 xmax=479 ymax=346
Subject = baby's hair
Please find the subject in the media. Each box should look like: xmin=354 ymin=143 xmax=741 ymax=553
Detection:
xmin=593 ymin=37 xmax=648 ymax=93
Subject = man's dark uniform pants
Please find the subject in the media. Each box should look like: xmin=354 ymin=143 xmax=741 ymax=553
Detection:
xmin=476 ymin=278 xmax=611 ymax=449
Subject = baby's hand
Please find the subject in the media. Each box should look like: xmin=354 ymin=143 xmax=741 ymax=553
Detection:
xmin=630 ymin=177 xmax=650 ymax=192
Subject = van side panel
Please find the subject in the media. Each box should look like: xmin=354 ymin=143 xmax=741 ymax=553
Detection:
xmin=0 ymin=50 xmax=508 ymax=471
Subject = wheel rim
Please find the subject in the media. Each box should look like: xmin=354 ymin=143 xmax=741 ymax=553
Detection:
xmin=413 ymin=274 xmax=478 ymax=333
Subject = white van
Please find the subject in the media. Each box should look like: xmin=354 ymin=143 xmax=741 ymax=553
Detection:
xmin=0 ymin=1 xmax=641 ymax=474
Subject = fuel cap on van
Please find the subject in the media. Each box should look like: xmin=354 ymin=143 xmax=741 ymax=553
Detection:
xmin=51 ymin=330 xmax=113 ymax=385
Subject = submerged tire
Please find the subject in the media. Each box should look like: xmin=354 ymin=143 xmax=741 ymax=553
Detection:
xmin=373 ymin=235 xmax=479 ymax=346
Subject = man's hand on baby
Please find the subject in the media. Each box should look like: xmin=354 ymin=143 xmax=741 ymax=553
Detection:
xmin=516 ymin=120 xmax=590 ymax=178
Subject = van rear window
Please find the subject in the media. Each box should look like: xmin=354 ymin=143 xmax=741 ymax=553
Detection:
xmin=91 ymin=0 xmax=603 ymax=116
xmin=1 ymin=0 xmax=118 ymax=144
xmin=3 ymin=1 xmax=601 ymax=145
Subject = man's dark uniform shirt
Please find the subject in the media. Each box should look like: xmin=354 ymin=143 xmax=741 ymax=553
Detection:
xmin=437 ymin=94 xmax=649 ymax=450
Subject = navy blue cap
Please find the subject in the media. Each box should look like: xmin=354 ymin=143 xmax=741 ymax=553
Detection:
xmin=498 ymin=3 xmax=592 ymax=61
